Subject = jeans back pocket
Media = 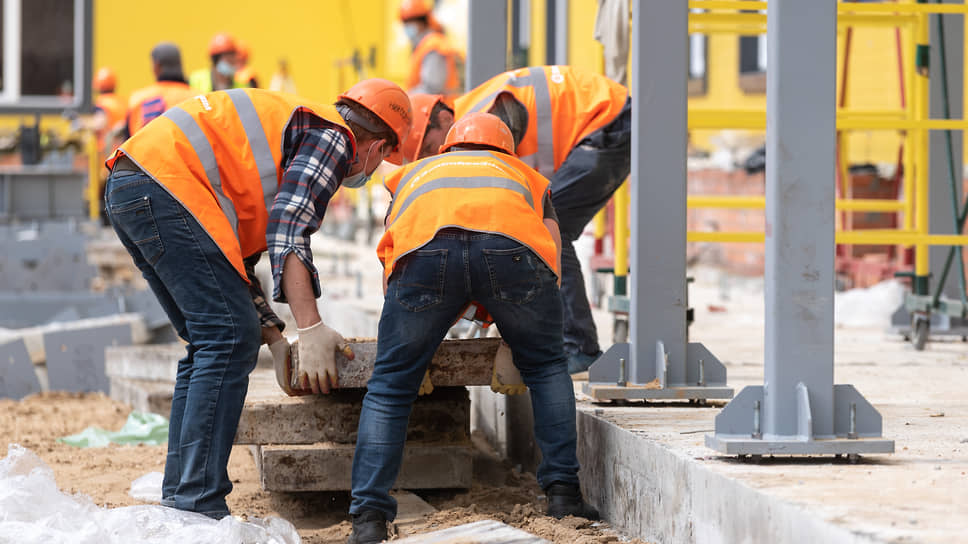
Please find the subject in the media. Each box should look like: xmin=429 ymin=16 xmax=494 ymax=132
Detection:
xmin=110 ymin=196 xmax=166 ymax=265
xmin=482 ymin=245 xmax=543 ymax=304
xmin=393 ymin=249 xmax=448 ymax=312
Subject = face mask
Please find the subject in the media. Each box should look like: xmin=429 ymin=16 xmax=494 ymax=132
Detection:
xmin=403 ymin=22 xmax=421 ymax=44
xmin=343 ymin=141 xmax=381 ymax=189
xmin=215 ymin=59 xmax=236 ymax=78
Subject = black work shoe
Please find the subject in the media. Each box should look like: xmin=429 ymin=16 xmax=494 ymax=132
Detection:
xmin=545 ymin=482 xmax=600 ymax=520
xmin=346 ymin=510 xmax=388 ymax=544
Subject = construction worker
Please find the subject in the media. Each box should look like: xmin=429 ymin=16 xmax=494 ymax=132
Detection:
xmin=406 ymin=65 xmax=631 ymax=374
xmin=234 ymin=40 xmax=258 ymax=88
xmin=103 ymin=80 xmax=412 ymax=520
xmin=189 ymin=33 xmax=239 ymax=92
xmin=400 ymin=0 xmax=462 ymax=98
xmin=347 ymin=113 xmax=598 ymax=544
xmin=92 ymin=67 xmax=127 ymax=156
xmin=395 ymin=93 xmax=454 ymax=163
xmin=124 ymin=43 xmax=194 ymax=137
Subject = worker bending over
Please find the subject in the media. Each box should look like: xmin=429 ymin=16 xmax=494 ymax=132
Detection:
xmin=347 ymin=113 xmax=598 ymax=544
xmin=404 ymin=66 xmax=631 ymax=373
xmin=400 ymin=0 xmax=462 ymax=98
xmin=125 ymin=42 xmax=194 ymax=137
xmin=189 ymin=33 xmax=239 ymax=92
xmin=104 ymin=81 xmax=411 ymax=519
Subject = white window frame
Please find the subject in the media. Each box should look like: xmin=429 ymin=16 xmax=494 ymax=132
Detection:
xmin=0 ymin=0 xmax=92 ymax=113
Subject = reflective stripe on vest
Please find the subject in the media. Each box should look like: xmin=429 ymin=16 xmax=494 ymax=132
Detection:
xmin=163 ymin=106 xmax=239 ymax=237
xmin=163 ymin=91 xmax=283 ymax=240
xmin=387 ymin=176 xmax=535 ymax=229
xmin=226 ymin=89 xmax=278 ymax=210
xmin=466 ymin=67 xmax=554 ymax=178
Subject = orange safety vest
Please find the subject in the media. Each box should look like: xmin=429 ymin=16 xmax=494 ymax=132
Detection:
xmin=454 ymin=66 xmax=628 ymax=178
xmin=94 ymin=92 xmax=127 ymax=154
xmin=126 ymin=81 xmax=195 ymax=135
xmin=107 ymin=89 xmax=356 ymax=280
xmin=235 ymin=65 xmax=258 ymax=88
xmin=407 ymin=31 xmax=462 ymax=98
xmin=378 ymin=150 xmax=558 ymax=281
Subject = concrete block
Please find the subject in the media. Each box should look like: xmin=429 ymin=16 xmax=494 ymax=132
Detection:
xmin=0 ymin=313 xmax=147 ymax=364
xmin=259 ymin=442 xmax=473 ymax=492
xmin=237 ymin=371 xmax=469 ymax=445
xmin=105 ymin=343 xmax=184 ymax=382
xmin=293 ymin=337 xmax=501 ymax=388
xmin=0 ymin=339 xmax=41 ymax=399
xmin=393 ymin=521 xmax=549 ymax=543
xmin=109 ymin=377 xmax=173 ymax=416
xmin=44 ymin=324 xmax=133 ymax=393
xmin=469 ymin=386 xmax=539 ymax=472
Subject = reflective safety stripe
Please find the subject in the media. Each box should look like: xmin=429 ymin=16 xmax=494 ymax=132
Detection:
xmin=526 ymin=67 xmax=555 ymax=178
xmin=163 ymin=106 xmax=239 ymax=237
xmin=388 ymin=175 xmax=535 ymax=228
xmin=227 ymin=89 xmax=279 ymax=210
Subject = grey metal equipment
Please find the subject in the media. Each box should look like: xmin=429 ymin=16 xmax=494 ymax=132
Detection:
xmin=706 ymin=0 xmax=893 ymax=457
xmin=0 ymin=339 xmax=41 ymax=400
xmin=466 ymin=0 xmax=508 ymax=89
xmin=583 ymin=0 xmax=732 ymax=403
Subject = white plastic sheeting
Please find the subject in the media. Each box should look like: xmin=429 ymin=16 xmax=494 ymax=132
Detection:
xmin=0 ymin=444 xmax=300 ymax=544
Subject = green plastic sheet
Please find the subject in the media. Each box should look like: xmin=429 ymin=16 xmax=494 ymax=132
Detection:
xmin=58 ymin=411 xmax=168 ymax=448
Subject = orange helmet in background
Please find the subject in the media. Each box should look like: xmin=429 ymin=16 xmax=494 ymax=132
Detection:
xmin=399 ymin=0 xmax=433 ymax=21
xmin=235 ymin=40 xmax=250 ymax=63
xmin=440 ymin=112 xmax=515 ymax=155
xmin=338 ymin=78 xmax=413 ymax=154
xmin=208 ymin=33 xmax=236 ymax=56
xmin=401 ymin=94 xmax=447 ymax=163
xmin=94 ymin=67 xmax=116 ymax=93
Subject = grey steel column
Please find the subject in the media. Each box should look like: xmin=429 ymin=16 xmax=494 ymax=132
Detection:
xmin=466 ymin=0 xmax=508 ymax=88
xmin=708 ymin=0 xmax=893 ymax=456
xmin=583 ymin=0 xmax=731 ymax=402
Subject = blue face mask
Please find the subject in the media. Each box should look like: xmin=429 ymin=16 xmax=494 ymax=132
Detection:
xmin=403 ymin=22 xmax=421 ymax=44
xmin=215 ymin=59 xmax=236 ymax=78
xmin=343 ymin=141 xmax=381 ymax=189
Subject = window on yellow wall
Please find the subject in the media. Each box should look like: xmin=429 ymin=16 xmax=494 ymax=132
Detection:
xmin=738 ymin=4 xmax=767 ymax=94
xmin=689 ymin=8 xmax=707 ymax=96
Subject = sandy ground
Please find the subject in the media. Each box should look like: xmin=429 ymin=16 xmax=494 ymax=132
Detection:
xmin=0 ymin=391 xmax=646 ymax=543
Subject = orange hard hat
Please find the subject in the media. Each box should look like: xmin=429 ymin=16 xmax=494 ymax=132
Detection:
xmin=440 ymin=112 xmax=515 ymax=155
xmin=208 ymin=33 xmax=237 ymax=56
xmin=399 ymin=0 xmax=433 ymax=21
xmin=94 ymin=67 xmax=116 ymax=93
xmin=235 ymin=39 xmax=250 ymax=63
xmin=400 ymin=94 xmax=447 ymax=163
xmin=338 ymin=78 xmax=413 ymax=154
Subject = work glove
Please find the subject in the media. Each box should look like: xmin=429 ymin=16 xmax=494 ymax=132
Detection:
xmin=490 ymin=341 xmax=527 ymax=395
xmin=296 ymin=321 xmax=354 ymax=394
xmin=270 ymin=337 xmax=309 ymax=397
xmin=418 ymin=369 xmax=434 ymax=396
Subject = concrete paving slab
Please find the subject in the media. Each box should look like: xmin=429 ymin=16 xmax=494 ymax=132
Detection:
xmin=570 ymin=277 xmax=968 ymax=544
xmin=0 ymin=338 xmax=40 ymax=399
xmin=392 ymin=520 xmax=549 ymax=543
xmin=109 ymin=377 xmax=173 ymax=416
xmin=258 ymin=442 xmax=473 ymax=492
xmin=104 ymin=343 xmax=184 ymax=382
xmin=0 ymin=313 xmax=147 ymax=364
xmin=44 ymin=324 xmax=133 ymax=393
xmin=237 ymin=370 xmax=469 ymax=445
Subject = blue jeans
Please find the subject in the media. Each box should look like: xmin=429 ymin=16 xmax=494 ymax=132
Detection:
xmin=104 ymin=170 xmax=260 ymax=519
xmin=350 ymin=230 xmax=580 ymax=520
xmin=552 ymin=98 xmax=632 ymax=356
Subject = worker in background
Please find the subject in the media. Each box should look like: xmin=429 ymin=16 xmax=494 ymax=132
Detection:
xmin=269 ymin=58 xmax=298 ymax=94
xmin=92 ymin=67 xmax=127 ymax=156
xmin=347 ymin=113 xmax=598 ymax=544
xmin=399 ymin=0 xmax=462 ymax=98
xmin=124 ymin=42 xmax=194 ymax=138
xmin=234 ymin=40 xmax=258 ymax=88
xmin=404 ymin=66 xmax=631 ymax=374
xmin=103 ymin=80 xmax=412 ymax=520
xmin=189 ymin=33 xmax=239 ymax=92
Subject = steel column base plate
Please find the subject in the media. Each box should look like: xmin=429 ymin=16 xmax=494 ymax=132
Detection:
xmin=705 ymin=435 xmax=895 ymax=456
xmin=582 ymin=383 xmax=733 ymax=401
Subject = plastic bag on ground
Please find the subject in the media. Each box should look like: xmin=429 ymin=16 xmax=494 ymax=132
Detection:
xmin=58 ymin=411 xmax=169 ymax=448
xmin=129 ymin=471 xmax=164 ymax=502
xmin=0 ymin=444 xmax=301 ymax=544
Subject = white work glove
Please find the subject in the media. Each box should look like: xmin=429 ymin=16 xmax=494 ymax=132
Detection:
xmin=490 ymin=341 xmax=527 ymax=395
xmin=296 ymin=321 xmax=353 ymax=394
xmin=270 ymin=338 xmax=307 ymax=397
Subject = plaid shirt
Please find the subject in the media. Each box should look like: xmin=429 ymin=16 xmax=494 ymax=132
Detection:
xmin=259 ymin=110 xmax=353 ymax=329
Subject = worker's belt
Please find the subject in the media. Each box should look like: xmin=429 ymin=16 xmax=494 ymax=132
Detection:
xmin=111 ymin=156 xmax=143 ymax=174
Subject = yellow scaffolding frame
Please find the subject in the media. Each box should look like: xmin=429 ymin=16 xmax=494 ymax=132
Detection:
xmin=605 ymin=1 xmax=968 ymax=285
